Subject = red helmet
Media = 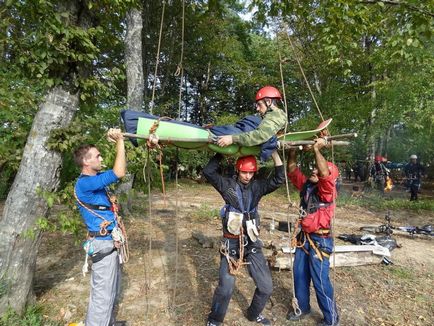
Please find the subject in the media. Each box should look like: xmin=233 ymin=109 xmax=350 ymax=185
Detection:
xmin=375 ymin=155 xmax=383 ymax=162
xmin=236 ymin=155 xmax=257 ymax=172
xmin=256 ymin=86 xmax=282 ymax=101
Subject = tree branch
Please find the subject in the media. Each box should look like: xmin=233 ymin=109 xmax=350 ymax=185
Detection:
xmin=360 ymin=0 xmax=434 ymax=18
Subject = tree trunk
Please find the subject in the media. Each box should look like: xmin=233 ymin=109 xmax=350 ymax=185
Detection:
xmin=0 ymin=88 xmax=78 ymax=314
xmin=121 ymin=7 xmax=144 ymax=212
xmin=125 ymin=7 xmax=144 ymax=110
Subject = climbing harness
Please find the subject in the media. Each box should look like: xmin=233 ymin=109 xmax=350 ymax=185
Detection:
xmin=283 ymin=26 xmax=339 ymax=323
xmin=277 ymin=25 xmax=340 ymax=319
xmin=219 ymin=183 xmax=259 ymax=275
xmin=219 ymin=227 xmax=250 ymax=276
xmin=74 ymin=187 xmax=129 ymax=276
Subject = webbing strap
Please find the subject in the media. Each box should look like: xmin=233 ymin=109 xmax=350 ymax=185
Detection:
xmin=235 ymin=184 xmax=256 ymax=216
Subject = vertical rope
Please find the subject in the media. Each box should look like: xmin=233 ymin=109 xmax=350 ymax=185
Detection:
xmin=281 ymin=25 xmax=338 ymax=319
xmin=286 ymin=31 xmax=324 ymax=122
xmin=174 ymin=0 xmax=185 ymax=119
xmin=150 ymin=0 xmax=166 ymax=114
xmin=143 ymin=149 xmax=153 ymax=319
xmin=172 ymin=0 xmax=185 ymax=313
xmin=172 ymin=148 xmax=180 ymax=311
xmin=277 ymin=31 xmax=302 ymax=316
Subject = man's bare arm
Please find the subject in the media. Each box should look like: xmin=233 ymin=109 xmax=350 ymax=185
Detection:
xmin=107 ymin=128 xmax=126 ymax=178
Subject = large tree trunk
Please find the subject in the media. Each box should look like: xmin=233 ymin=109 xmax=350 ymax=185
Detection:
xmin=125 ymin=7 xmax=144 ymax=110
xmin=120 ymin=7 xmax=144 ymax=212
xmin=0 ymin=88 xmax=78 ymax=314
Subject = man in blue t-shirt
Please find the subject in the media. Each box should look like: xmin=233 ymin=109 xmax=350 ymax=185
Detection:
xmin=74 ymin=128 xmax=126 ymax=326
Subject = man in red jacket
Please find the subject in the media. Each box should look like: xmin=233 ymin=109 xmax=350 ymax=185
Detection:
xmin=286 ymin=138 xmax=339 ymax=326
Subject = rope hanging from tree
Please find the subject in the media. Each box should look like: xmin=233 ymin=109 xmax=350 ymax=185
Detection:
xmin=277 ymin=25 xmax=340 ymax=320
xmin=174 ymin=0 xmax=185 ymax=119
xmin=171 ymin=0 xmax=186 ymax=312
xmin=150 ymin=0 xmax=166 ymax=114
xmin=282 ymin=26 xmax=339 ymax=321
xmin=276 ymin=31 xmax=302 ymax=317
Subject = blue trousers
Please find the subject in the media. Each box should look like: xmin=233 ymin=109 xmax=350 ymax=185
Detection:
xmin=208 ymin=238 xmax=273 ymax=323
xmin=293 ymin=233 xmax=339 ymax=325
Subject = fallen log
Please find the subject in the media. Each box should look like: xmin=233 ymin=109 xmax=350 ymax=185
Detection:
xmin=270 ymin=245 xmax=390 ymax=270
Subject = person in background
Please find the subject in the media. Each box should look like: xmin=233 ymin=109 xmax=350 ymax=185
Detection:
xmin=404 ymin=154 xmax=425 ymax=201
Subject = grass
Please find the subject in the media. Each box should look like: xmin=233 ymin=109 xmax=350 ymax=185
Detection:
xmin=338 ymin=192 xmax=434 ymax=211
xmin=0 ymin=305 xmax=61 ymax=326
xmin=191 ymin=203 xmax=220 ymax=220
xmin=388 ymin=266 xmax=414 ymax=280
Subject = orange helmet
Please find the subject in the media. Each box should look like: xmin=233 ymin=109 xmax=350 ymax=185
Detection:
xmin=236 ymin=155 xmax=257 ymax=172
xmin=256 ymin=86 xmax=282 ymax=101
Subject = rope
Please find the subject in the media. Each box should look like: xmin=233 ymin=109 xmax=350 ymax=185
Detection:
xmin=219 ymin=227 xmax=249 ymax=276
xmin=73 ymin=188 xmax=129 ymax=263
xmin=150 ymin=0 xmax=166 ymax=114
xmin=73 ymin=188 xmax=111 ymax=235
xmin=285 ymin=30 xmax=325 ymax=122
xmin=174 ymin=0 xmax=185 ymax=119
xmin=172 ymin=148 xmax=180 ymax=311
xmin=172 ymin=0 xmax=185 ymax=309
xmin=109 ymin=195 xmax=130 ymax=263
xmin=143 ymin=148 xmax=152 ymax=318
xmin=284 ymin=25 xmax=339 ymax=321
xmin=277 ymin=32 xmax=302 ymax=317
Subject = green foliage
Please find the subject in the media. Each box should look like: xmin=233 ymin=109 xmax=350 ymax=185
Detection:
xmin=0 ymin=305 xmax=61 ymax=326
xmin=1 ymin=0 xmax=433 ymax=213
xmin=338 ymin=193 xmax=434 ymax=211
xmin=251 ymin=0 xmax=434 ymax=162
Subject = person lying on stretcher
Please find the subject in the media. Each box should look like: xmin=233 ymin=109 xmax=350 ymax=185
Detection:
xmin=216 ymin=86 xmax=288 ymax=148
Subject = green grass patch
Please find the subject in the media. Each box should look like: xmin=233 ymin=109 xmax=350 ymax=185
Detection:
xmin=0 ymin=305 xmax=61 ymax=326
xmin=338 ymin=193 xmax=434 ymax=211
xmin=388 ymin=266 xmax=413 ymax=280
xmin=191 ymin=204 xmax=219 ymax=220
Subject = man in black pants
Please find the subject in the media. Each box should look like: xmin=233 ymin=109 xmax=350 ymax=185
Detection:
xmin=404 ymin=154 xmax=425 ymax=201
xmin=203 ymin=151 xmax=284 ymax=326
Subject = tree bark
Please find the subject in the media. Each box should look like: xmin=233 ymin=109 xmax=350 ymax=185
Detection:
xmin=121 ymin=7 xmax=145 ymax=212
xmin=125 ymin=7 xmax=144 ymax=110
xmin=0 ymin=88 xmax=78 ymax=314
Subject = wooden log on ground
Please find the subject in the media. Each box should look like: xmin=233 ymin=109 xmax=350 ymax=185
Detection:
xmin=270 ymin=245 xmax=390 ymax=270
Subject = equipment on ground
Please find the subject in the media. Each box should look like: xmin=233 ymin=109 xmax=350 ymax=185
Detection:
xmin=360 ymin=211 xmax=433 ymax=238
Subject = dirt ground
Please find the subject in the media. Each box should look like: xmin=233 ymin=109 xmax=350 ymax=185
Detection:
xmin=34 ymin=181 xmax=434 ymax=326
